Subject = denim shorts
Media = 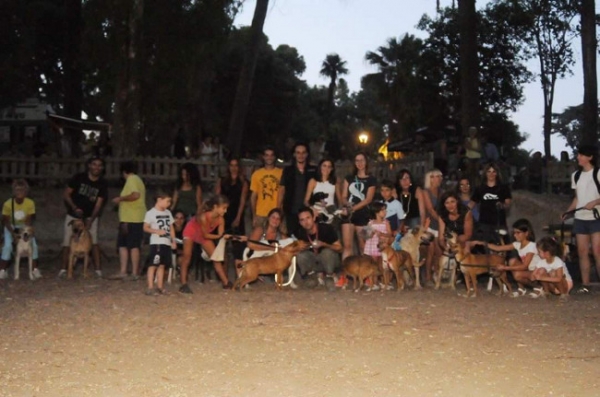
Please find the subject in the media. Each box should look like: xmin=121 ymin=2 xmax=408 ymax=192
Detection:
xmin=573 ymin=218 xmax=600 ymax=235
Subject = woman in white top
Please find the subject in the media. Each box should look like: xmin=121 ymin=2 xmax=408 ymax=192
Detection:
xmin=471 ymin=218 xmax=540 ymax=297
xmin=304 ymin=158 xmax=341 ymax=213
xmin=531 ymin=236 xmax=573 ymax=299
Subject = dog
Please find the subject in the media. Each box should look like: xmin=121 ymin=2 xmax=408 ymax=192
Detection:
xmin=67 ymin=218 xmax=93 ymax=279
xmin=309 ymin=192 xmax=344 ymax=225
xmin=398 ymin=223 xmax=433 ymax=290
xmin=377 ymin=235 xmax=414 ymax=291
xmin=448 ymin=233 xmax=511 ymax=298
xmin=14 ymin=226 xmax=35 ymax=280
xmin=341 ymin=255 xmax=381 ymax=292
xmin=233 ymin=240 xmax=309 ymax=291
xmin=435 ymin=232 xmax=459 ymax=290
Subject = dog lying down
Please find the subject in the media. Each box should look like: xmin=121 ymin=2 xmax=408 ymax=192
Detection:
xmin=233 ymin=240 xmax=309 ymax=291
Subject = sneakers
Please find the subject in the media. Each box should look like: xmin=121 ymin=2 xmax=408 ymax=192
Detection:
xmin=574 ymin=285 xmax=591 ymax=295
xmin=511 ymin=288 xmax=527 ymax=298
xmin=32 ymin=268 xmax=42 ymax=280
xmin=95 ymin=270 xmax=103 ymax=278
xmin=57 ymin=269 xmax=67 ymax=279
xmin=317 ymin=274 xmax=325 ymax=286
xmin=0 ymin=269 xmax=7 ymax=280
xmin=179 ymin=284 xmax=193 ymax=294
xmin=335 ymin=275 xmax=347 ymax=288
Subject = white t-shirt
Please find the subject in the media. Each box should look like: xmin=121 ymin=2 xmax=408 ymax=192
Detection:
xmin=512 ymin=241 xmax=541 ymax=271
xmin=536 ymin=256 xmax=572 ymax=282
xmin=313 ymin=181 xmax=336 ymax=207
xmin=571 ymin=168 xmax=600 ymax=221
xmin=144 ymin=208 xmax=174 ymax=246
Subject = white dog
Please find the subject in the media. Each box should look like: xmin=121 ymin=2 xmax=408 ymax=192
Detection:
xmin=14 ymin=226 xmax=36 ymax=280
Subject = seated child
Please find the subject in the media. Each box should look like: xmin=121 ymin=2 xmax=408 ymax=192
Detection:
xmin=530 ymin=236 xmax=573 ymax=299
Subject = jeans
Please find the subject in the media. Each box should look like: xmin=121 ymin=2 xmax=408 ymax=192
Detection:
xmin=296 ymin=248 xmax=340 ymax=276
xmin=2 ymin=227 xmax=39 ymax=261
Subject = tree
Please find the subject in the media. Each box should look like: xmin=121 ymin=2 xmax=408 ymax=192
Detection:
xmin=580 ymin=0 xmax=598 ymax=146
xmin=226 ymin=0 xmax=269 ymax=158
xmin=458 ymin=0 xmax=479 ymax=134
xmin=319 ymin=53 xmax=348 ymax=135
xmin=552 ymin=103 xmax=600 ymax=150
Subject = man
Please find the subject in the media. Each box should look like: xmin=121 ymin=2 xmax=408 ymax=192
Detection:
xmin=295 ymin=206 xmax=342 ymax=286
xmin=250 ymin=146 xmax=283 ymax=228
xmin=278 ymin=142 xmax=317 ymax=236
xmin=112 ymin=161 xmax=147 ymax=279
xmin=564 ymin=144 xmax=600 ymax=294
xmin=58 ymin=157 xmax=108 ymax=278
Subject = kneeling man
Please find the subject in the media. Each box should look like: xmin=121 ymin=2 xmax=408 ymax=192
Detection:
xmin=295 ymin=206 xmax=342 ymax=286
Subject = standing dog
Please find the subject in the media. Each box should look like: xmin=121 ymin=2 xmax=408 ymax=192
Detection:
xmin=398 ymin=224 xmax=433 ymax=290
xmin=378 ymin=236 xmax=414 ymax=291
xmin=233 ymin=240 xmax=309 ymax=290
xmin=341 ymin=255 xmax=381 ymax=292
xmin=435 ymin=232 xmax=459 ymax=290
xmin=14 ymin=226 xmax=35 ymax=280
xmin=67 ymin=219 xmax=93 ymax=279
xmin=449 ymin=233 xmax=511 ymax=298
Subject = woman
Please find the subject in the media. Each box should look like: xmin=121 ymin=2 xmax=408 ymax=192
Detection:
xmin=422 ymin=169 xmax=444 ymax=283
xmin=246 ymin=208 xmax=290 ymax=257
xmin=340 ymin=152 xmax=376 ymax=261
xmin=215 ymin=158 xmax=248 ymax=234
xmin=456 ymin=177 xmax=479 ymax=223
xmin=172 ymin=209 xmax=187 ymax=260
xmin=437 ymin=191 xmax=473 ymax=250
xmin=469 ymin=162 xmax=512 ymax=243
xmin=172 ymin=163 xmax=202 ymax=219
xmin=304 ymin=158 xmax=341 ymax=215
xmin=396 ymin=169 xmax=426 ymax=231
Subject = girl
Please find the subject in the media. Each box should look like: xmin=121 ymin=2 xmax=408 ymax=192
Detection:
xmin=363 ymin=202 xmax=392 ymax=291
xmin=471 ymin=218 xmax=540 ymax=297
xmin=437 ymin=191 xmax=473 ymax=250
xmin=531 ymin=237 xmax=573 ymax=299
xmin=215 ymin=157 xmax=248 ymax=234
xmin=422 ymin=169 xmax=444 ymax=284
xmin=396 ymin=169 xmax=426 ymax=231
xmin=304 ymin=158 xmax=341 ymax=214
xmin=172 ymin=163 xmax=203 ymax=219
xmin=246 ymin=208 xmax=289 ymax=258
xmin=179 ymin=195 xmax=231 ymax=293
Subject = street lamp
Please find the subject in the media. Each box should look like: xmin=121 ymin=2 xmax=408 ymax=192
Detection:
xmin=358 ymin=132 xmax=369 ymax=145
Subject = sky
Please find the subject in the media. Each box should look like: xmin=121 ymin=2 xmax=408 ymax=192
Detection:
xmin=235 ymin=0 xmax=599 ymax=157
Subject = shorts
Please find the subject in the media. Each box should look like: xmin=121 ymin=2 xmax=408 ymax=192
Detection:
xmin=117 ymin=222 xmax=144 ymax=249
xmin=148 ymin=245 xmax=173 ymax=267
xmin=341 ymin=209 xmax=370 ymax=227
xmin=62 ymin=215 xmax=99 ymax=247
xmin=573 ymin=218 xmax=600 ymax=235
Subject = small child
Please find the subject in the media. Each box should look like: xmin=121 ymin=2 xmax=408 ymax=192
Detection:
xmin=143 ymin=190 xmax=177 ymax=295
xmin=530 ymin=236 xmax=573 ymax=299
xmin=379 ymin=180 xmax=405 ymax=234
xmin=363 ymin=202 xmax=392 ymax=290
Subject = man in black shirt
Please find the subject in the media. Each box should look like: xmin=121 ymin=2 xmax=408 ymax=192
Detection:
xmin=59 ymin=157 xmax=108 ymax=278
xmin=295 ymin=206 xmax=342 ymax=286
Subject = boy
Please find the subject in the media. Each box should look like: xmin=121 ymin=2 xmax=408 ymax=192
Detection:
xmin=379 ymin=180 xmax=404 ymax=233
xmin=143 ymin=190 xmax=177 ymax=295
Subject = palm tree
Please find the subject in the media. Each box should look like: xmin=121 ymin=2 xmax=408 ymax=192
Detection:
xmin=320 ymin=53 xmax=348 ymax=134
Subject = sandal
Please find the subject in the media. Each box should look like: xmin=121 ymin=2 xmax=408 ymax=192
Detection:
xmin=573 ymin=285 xmax=591 ymax=295
xmin=158 ymin=288 xmax=169 ymax=295
xmin=179 ymin=284 xmax=193 ymax=294
xmin=145 ymin=288 xmax=159 ymax=296
xmin=511 ymin=288 xmax=527 ymax=298
xmin=529 ymin=287 xmax=545 ymax=299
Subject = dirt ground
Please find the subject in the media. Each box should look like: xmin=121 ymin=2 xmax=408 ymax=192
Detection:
xmin=1 ymin=187 xmax=599 ymax=397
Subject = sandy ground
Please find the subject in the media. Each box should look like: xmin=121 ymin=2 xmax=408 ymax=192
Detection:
xmin=1 ymin=187 xmax=599 ymax=397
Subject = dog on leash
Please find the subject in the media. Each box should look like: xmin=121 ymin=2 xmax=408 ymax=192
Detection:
xmin=448 ymin=233 xmax=511 ymax=298
xmin=341 ymin=255 xmax=381 ymax=292
xmin=398 ymin=223 xmax=433 ymax=290
xmin=67 ymin=218 xmax=93 ymax=279
xmin=435 ymin=232 xmax=459 ymax=290
xmin=377 ymin=236 xmax=414 ymax=291
xmin=233 ymin=240 xmax=309 ymax=291
xmin=14 ymin=226 xmax=35 ymax=280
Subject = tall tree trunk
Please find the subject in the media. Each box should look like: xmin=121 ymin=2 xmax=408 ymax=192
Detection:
xmin=112 ymin=0 xmax=144 ymax=158
xmin=580 ymin=0 xmax=598 ymax=146
xmin=226 ymin=0 xmax=269 ymax=158
xmin=458 ymin=0 xmax=479 ymax=136
xmin=325 ymin=79 xmax=335 ymax=135
xmin=63 ymin=0 xmax=83 ymax=157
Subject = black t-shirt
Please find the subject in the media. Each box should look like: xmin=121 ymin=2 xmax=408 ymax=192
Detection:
xmin=295 ymin=223 xmax=339 ymax=254
xmin=280 ymin=164 xmax=317 ymax=213
xmin=471 ymin=183 xmax=512 ymax=226
xmin=66 ymin=172 xmax=109 ymax=218
xmin=345 ymin=174 xmax=377 ymax=218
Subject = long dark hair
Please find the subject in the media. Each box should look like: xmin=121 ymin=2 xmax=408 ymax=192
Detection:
xmin=316 ymin=158 xmax=336 ymax=185
xmin=352 ymin=152 xmax=369 ymax=175
xmin=437 ymin=190 xmax=468 ymax=219
xmin=396 ymin=168 xmax=417 ymax=195
xmin=177 ymin=162 xmax=201 ymax=189
xmin=512 ymin=218 xmax=535 ymax=241
xmin=222 ymin=157 xmax=245 ymax=186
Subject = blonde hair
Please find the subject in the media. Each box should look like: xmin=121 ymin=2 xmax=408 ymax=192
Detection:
xmin=424 ymin=169 xmax=443 ymax=190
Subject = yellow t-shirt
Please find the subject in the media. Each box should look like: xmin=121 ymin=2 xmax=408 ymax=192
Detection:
xmin=118 ymin=174 xmax=147 ymax=223
xmin=2 ymin=198 xmax=35 ymax=227
xmin=250 ymin=167 xmax=283 ymax=217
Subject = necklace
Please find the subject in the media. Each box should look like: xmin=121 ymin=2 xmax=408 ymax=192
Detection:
xmin=306 ymin=226 xmax=319 ymax=253
xmin=401 ymin=192 xmax=411 ymax=214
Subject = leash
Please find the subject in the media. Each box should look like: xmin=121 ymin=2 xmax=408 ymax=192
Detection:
xmin=562 ymin=207 xmax=600 ymax=220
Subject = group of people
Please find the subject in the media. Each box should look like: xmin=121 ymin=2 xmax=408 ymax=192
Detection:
xmin=0 ymin=141 xmax=598 ymax=299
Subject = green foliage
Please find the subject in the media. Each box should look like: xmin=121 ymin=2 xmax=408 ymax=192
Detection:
xmin=552 ymin=103 xmax=600 ymax=150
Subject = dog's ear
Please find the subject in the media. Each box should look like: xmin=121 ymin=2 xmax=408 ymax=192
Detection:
xmin=68 ymin=220 xmax=74 ymax=226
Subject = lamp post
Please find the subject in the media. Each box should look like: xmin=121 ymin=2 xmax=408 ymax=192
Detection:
xmin=358 ymin=132 xmax=369 ymax=145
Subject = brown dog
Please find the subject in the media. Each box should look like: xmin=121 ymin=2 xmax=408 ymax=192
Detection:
xmin=341 ymin=255 xmax=381 ymax=292
xmin=449 ymin=234 xmax=511 ymax=298
xmin=398 ymin=223 xmax=433 ymax=290
xmin=435 ymin=233 xmax=458 ymax=290
xmin=377 ymin=236 xmax=414 ymax=291
xmin=233 ymin=240 xmax=309 ymax=290
xmin=67 ymin=218 xmax=93 ymax=279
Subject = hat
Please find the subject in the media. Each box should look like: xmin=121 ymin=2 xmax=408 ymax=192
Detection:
xmin=577 ymin=144 xmax=598 ymax=157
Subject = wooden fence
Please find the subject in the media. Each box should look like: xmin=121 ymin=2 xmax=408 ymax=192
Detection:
xmin=0 ymin=153 xmax=434 ymax=186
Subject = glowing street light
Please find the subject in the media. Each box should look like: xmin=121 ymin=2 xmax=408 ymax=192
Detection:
xmin=358 ymin=132 xmax=369 ymax=145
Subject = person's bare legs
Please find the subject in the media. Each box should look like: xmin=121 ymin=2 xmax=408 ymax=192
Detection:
xmin=592 ymin=232 xmax=600 ymax=282
xmin=147 ymin=266 xmax=157 ymax=290
xmin=577 ymin=234 xmax=592 ymax=285
xmin=341 ymin=223 xmax=355 ymax=260
xmin=156 ymin=265 xmax=165 ymax=290
xmin=355 ymin=226 xmax=366 ymax=256
xmin=119 ymin=247 xmax=129 ymax=275
xmin=131 ymin=248 xmax=140 ymax=276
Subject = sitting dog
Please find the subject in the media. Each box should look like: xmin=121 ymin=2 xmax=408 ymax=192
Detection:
xmin=398 ymin=223 xmax=433 ymax=290
xmin=448 ymin=233 xmax=511 ymax=298
xmin=435 ymin=232 xmax=459 ymax=290
xmin=14 ymin=226 xmax=35 ymax=280
xmin=341 ymin=255 xmax=381 ymax=292
xmin=233 ymin=240 xmax=309 ymax=291
xmin=377 ymin=235 xmax=414 ymax=291
xmin=67 ymin=218 xmax=93 ymax=279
